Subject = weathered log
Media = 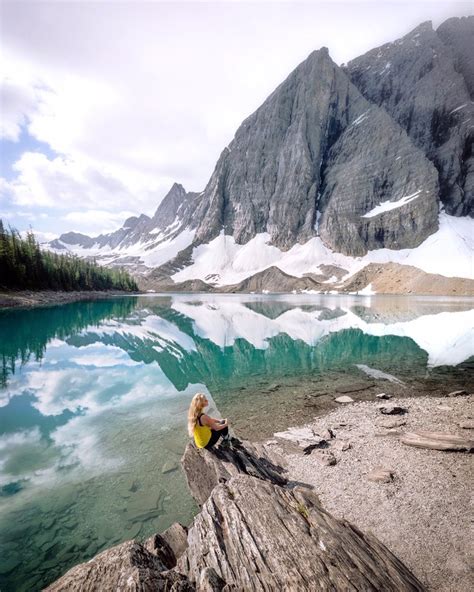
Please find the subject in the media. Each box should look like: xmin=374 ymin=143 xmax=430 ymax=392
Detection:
xmin=180 ymin=439 xmax=287 ymax=507
xmin=44 ymin=540 xmax=194 ymax=591
xmin=177 ymin=474 xmax=424 ymax=591
xmin=400 ymin=431 xmax=473 ymax=452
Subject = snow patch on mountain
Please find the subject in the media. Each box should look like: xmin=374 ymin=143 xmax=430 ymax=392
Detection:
xmin=172 ymin=214 xmax=474 ymax=285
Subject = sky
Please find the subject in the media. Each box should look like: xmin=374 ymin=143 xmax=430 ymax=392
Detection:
xmin=0 ymin=0 xmax=472 ymax=240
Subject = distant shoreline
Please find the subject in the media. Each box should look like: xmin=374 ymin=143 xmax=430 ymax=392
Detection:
xmin=2 ymin=289 xmax=473 ymax=311
xmin=0 ymin=290 xmax=141 ymax=310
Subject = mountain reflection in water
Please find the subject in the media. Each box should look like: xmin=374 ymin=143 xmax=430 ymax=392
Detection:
xmin=0 ymin=294 xmax=473 ymax=591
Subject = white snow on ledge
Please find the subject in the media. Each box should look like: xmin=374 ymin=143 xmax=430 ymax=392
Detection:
xmin=361 ymin=190 xmax=422 ymax=218
xmin=172 ymin=214 xmax=474 ymax=285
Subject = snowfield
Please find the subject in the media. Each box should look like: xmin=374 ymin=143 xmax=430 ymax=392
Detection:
xmin=173 ymin=214 xmax=474 ymax=285
xmin=47 ymin=213 xmax=473 ymax=284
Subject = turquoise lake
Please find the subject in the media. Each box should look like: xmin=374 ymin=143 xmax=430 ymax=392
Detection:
xmin=1 ymin=293 xmax=473 ymax=591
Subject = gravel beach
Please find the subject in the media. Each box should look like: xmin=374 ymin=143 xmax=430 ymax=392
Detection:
xmin=268 ymin=395 xmax=473 ymax=592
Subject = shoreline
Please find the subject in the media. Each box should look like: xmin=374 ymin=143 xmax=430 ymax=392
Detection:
xmin=268 ymin=394 xmax=473 ymax=591
xmin=0 ymin=290 xmax=141 ymax=310
xmin=1 ymin=289 xmax=473 ymax=312
xmin=39 ymin=389 xmax=473 ymax=591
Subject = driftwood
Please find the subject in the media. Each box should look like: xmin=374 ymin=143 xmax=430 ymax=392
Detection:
xmin=400 ymin=431 xmax=473 ymax=452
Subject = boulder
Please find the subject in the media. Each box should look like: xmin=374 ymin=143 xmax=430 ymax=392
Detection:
xmin=43 ymin=540 xmax=194 ymax=591
xmin=180 ymin=439 xmax=287 ymax=507
xmin=178 ymin=475 xmax=423 ymax=591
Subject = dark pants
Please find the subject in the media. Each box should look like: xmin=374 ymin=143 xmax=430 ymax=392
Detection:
xmin=205 ymin=426 xmax=229 ymax=449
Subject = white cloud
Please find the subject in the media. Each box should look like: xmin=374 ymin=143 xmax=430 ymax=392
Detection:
xmin=63 ymin=209 xmax=137 ymax=234
xmin=0 ymin=0 xmax=471 ymax=236
xmin=0 ymin=78 xmax=39 ymax=141
xmin=1 ymin=150 xmax=170 ymax=228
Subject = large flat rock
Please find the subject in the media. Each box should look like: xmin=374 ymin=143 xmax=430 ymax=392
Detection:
xmin=178 ymin=474 xmax=424 ymax=591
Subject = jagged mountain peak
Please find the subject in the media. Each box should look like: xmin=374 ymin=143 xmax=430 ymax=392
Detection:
xmin=189 ymin=43 xmax=439 ymax=256
xmin=345 ymin=17 xmax=473 ymax=217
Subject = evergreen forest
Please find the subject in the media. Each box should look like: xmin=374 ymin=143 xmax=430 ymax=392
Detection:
xmin=0 ymin=220 xmax=138 ymax=292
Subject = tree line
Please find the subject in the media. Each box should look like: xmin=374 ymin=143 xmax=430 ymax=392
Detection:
xmin=0 ymin=220 xmax=138 ymax=292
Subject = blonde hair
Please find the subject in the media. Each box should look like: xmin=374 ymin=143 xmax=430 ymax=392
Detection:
xmin=187 ymin=392 xmax=208 ymax=437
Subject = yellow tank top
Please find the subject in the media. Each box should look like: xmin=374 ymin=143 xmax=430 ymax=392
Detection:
xmin=194 ymin=414 xmax=211 ymax=448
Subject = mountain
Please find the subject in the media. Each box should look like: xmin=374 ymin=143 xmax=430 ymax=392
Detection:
xmin=49 ymin=183 xmax=200 ymax=270
xmin=345 ymin=18 xmax=473 ymax=217
xmin=47 ymin=17 xmax=474 ymax=294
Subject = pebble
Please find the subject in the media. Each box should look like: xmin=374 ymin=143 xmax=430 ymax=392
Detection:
xmin=378 ymin=418 xmax=407 ymax=428
xmin=335 ymin=396 xmax=354 ymax=404
xmin=378 ymin=405 xmax=407 ymax=415
xmin=367 ymin=468 xmax=394 ymax=483
xmin=376 ymin=393 xmax=392 ymax=400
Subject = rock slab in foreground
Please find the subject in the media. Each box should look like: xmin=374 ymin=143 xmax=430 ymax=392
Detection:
xmin=178 ymin=474 xmax=424 ymax=591
xmin=44 ymin=539 xmax=193 ymax=591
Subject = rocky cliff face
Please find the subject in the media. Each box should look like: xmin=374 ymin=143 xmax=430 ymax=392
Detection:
xmin=345 ymin=19 xmax=473 ymax=217
xmin=192 ymin=47 xmax=439 ymax=256
xmin=47 ymin=17 xmax=473 ymax=284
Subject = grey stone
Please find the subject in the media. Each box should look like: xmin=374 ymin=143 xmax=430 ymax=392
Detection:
xmin=368 ymin=468 xmax=395 ymax=483
xmin=379 ymin=405 xmax=408 ymax=415
xmin=181 ymin=439 xmax=287 ymax=507
xmin=335 ymin=395 xmax=354 ymax=403
xmin=447 ymin=389 xmax=469 ymax=397
xmin=43 ymin=540 xmax=194 ymax=591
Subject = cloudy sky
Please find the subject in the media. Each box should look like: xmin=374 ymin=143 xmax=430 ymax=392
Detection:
xmin=0 ymin=0 xmax=471 ymax=240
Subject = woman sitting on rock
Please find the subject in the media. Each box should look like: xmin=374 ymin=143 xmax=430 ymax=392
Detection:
xmin=188 ymin=392 xmax=230 ymax=449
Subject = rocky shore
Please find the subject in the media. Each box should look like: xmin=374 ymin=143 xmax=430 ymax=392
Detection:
xmin=271 ymin=394 xmax=473 ymax=591
xmin=0 ymin=290 xmax=139 ymax=309
xmin=43 ymin=389 xmax=473 ymax=591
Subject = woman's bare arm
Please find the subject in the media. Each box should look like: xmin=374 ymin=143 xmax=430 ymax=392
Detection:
xmin=201 ymin=415 xmax=228 ymax=430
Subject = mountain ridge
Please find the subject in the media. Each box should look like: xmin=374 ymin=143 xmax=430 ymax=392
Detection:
xmin=46 ymin=16 xmax=474 ymax=294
